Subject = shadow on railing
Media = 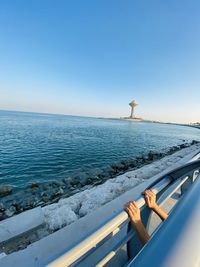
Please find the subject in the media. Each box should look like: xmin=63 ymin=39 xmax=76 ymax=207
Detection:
xmin=46 ymin=155 xmax=200 ymax=267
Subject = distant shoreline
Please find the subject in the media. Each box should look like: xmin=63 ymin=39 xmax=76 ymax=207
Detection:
xmin=1 ymin=109 xmax=199 ymax=127
xmin=99 ymin=116 xmax=200 ymax=130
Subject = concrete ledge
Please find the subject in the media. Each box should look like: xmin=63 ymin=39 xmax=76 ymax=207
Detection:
xmin=0 ymin=207 xmax=44 ymax=243
xmin=0 ymin=253 xmax=7 ymax=259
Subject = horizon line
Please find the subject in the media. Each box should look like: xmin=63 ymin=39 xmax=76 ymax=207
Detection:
xmin=0 ymin=108 xmax=194 ymax=125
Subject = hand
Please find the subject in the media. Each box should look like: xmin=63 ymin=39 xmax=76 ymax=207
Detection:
xmin=125 ymin=201 xmax=141 ymax=224
xmin=144 ymin=190 xmax=158 ymax=210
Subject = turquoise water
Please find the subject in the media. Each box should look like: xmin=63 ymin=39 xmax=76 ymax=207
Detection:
xmin=0 ymin=110 xmax=199 ymax=188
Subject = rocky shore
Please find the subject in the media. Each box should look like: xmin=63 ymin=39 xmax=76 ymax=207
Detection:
xmin=0 ymin=140 xmax=199 ymax=221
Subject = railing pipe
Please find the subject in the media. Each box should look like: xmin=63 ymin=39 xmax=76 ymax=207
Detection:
xmin=46 ymin=177 xmax=171 ymax=267
xmin=46 ymin=158 xmax=200 ymax=267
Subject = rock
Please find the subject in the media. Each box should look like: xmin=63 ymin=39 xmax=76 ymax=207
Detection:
xmin=93 ymin=180 xmax=103 ymax=186
xmin=59 ymin=188 xmax=64 ymax=194
xmin=72 ymin=189 xmax=80 ymax=194
xmin=148 ymin=152 xmax=154 ymax=161
xmin=30 ymin=182 xmax=39 ymax=189
xmin=89 ymin=168 xmax=102 ymax=177
xmin=129 ymin=160 xmax=137 ymax=168
xmin=92 ymin=175 xmax=101 ymax=182
xmin=5 ymin=205 xmax=16 ymax=217
xmin=184 ymin=143 xmax=190 ymax=147
xmin=11 ymin=201 xmax=21 ymax=211
xmin=69 ymin=186 xmax=76 ymax=190
xmin=0 ymin=203 xmax=5 ymax=211
xmin=21 ymin=196 xmax=41 ymax=209
xmin=151 ymin=153 xmax=160 ymax=160
xmin=40 ymin=191 xmax=48 ymax=197
xmin=52 ymin=188 xmax=64 ymax=197
xmin=71 ymin=173 xmax=89 ymax=187
xmin=37 ymin=200 xmax=45 ymax=206
xmin=191 ymin=140 xmax=198 ymax=145
xmin=62 ymin=177 xmax=70 ymax=185
xmin=0 ymin=212 xmax=5 ymax=220
xmin=180 ymin=144 xmax=186 ymax=149
xmin=111 ymin=163 xmax=118 ymax=170
xmin=42 ymin=195 xmax=50 ymax=203
xmin=0 ymin=185 xmax=12 ymax=197
xmin=121 ymin=160 xmax=130 ymax=171
xmin=50 ymin=180 xmax=64 ymax=188
xmin=101 ymin=166 xmax=115 ymax=177
xmin=168 ymin=147 xmax=176 ymax=154
xmin=62 ymin=177 xmax=75 ymax=189
xmin=78 ymin=173 xmax=88 ymax=185
xmin=70 ymin=177 xmax=80 ymax=186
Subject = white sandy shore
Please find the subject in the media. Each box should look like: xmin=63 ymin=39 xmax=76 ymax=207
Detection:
xmin=43 ymin=143 xmax=200 ymax=231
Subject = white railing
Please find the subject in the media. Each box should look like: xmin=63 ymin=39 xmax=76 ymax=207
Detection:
xmin=46 ymin=154 xmax=200 ymax=267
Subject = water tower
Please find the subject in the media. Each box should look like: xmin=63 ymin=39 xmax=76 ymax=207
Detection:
xmin=129 ymin=100 xmax=138 ymax=119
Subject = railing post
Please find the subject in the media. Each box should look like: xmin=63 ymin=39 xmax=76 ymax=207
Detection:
xmin=193 ymin=170 xmax=200 ymax=181
xmin=180 ymin=173 xmax=193 ymax=195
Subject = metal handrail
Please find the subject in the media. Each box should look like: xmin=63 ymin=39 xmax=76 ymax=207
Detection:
xmin=46 ymin=177 xmax=171 ymax=267
xmin=127 ymin=174 xmax=200 ymax=267
xmin=46 ymin=158 xmax=200 ymax=267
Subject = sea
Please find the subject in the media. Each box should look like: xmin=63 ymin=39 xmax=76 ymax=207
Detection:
xmin=0 ymin=110 xmax=199 ymax=189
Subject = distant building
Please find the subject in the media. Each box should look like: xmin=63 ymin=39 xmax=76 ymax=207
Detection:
xmin=129 ymin=100 xmax=138 ymax=119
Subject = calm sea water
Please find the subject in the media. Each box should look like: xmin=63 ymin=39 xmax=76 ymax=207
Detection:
xmin=0 ymin=110 xmax=199 ymax=188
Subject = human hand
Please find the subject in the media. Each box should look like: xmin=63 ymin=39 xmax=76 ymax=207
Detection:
xmin=125 ymin=201 xmax=141 ymax=224
xmin=144 ymin=190 xmax=158 ymax=210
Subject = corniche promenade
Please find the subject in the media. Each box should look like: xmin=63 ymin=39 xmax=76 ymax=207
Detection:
xmin=0 ymin=140 xmax=200 ymax=255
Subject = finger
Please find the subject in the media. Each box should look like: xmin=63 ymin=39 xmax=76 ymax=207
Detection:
xmin=129 ymin=210 xmax=134 ymax=218
xmin=132 ymin=201 xmax=138 ymax=208
xmin=149 ymin=190 xmax=155 ymax=196
xmin=124 ymin=203 xmax=130 ymax=210
xmin=125 ymin=201 xmax=132 ymax=208
xmin=129 ymin=203 xmax=137 ymax=213
xmin=125 ymin=207 xmax=131 ymax=214
xmin=129 ymin=203 xmax=136 ymax=212
xmin=131 ymin=205 xmax=138 ymax=212
xmin=145 ymin=191 xmax=149 ymax=197
xmin=125 ymin=205 xmax=129 ymax=211
xmin=125 ymin=202 xmax=130 ymax=208
xmin=146 ymin=195 xmax=150 ymax=206
xmin=126 ymin=206 xmax=134 ymax=217
xmin=148 ymin=190 xmax=154 ymax=196
xmin=145 ymin=192 xmax=151 ymax=199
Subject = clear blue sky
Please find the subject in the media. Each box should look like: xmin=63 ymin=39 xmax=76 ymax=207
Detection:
xmin=0 ymin=0 xmax=200 ymax=123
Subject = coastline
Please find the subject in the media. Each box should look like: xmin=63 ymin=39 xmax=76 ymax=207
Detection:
xmin=1 ymin=141 xmax=200 ymax=255
xmin=0 ymin=140 xmax=199 ymax=222
xmin=0 ymin=142 xmax=200 ymax=254
xmin=101 ymin=116 xmax=200 ymax=129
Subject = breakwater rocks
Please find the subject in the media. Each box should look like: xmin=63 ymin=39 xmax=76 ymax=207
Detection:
xmin=0 ymin=140 xmax=199 ymax=221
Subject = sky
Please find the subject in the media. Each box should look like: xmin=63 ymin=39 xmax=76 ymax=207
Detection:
xmin=0 ymin=0 xmax=200 ymax=123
